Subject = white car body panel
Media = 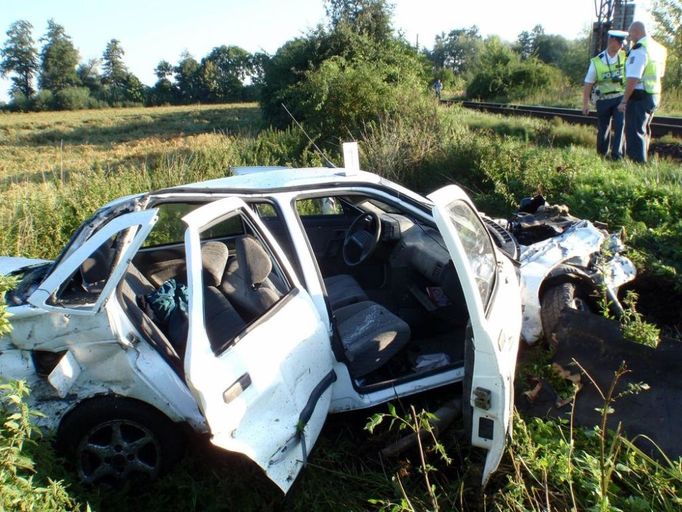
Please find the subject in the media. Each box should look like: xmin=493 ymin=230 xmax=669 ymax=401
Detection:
xmin=1 ymin=208 xmax=206 ymax=433
xmin=182 ymin=197 xmax=336 ymax=493
xmin=0 ymin=257 xmax=51 ymax=276
xmin=428 ymin=185 xmax=521 ymax=485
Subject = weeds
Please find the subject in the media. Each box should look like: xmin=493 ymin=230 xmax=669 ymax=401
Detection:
xmin=498 ymin=362 xmax=680 ymax=512
xmin=365 ymin=403 xmax=453 ymax=511
xmin=0 ymin=381 xmax=83 ymax=511
xmin=620 ymin=290 xmax=661 ymax=347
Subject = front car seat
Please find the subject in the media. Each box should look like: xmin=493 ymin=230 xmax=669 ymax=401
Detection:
xmin=334 ymin=301 xmax=410 ymax=378
xmin=324 ymin=274 xmax=368 ymax=311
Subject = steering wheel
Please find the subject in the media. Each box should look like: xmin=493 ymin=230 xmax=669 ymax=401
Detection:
xmin=342 ymin=212 xmax=382 ymax=267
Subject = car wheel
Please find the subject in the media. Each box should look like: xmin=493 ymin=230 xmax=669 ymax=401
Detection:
xmin=541 ymin=282 xmax=593 ymax=339
xmin=57 ymin=396 xmax=185 ymax=486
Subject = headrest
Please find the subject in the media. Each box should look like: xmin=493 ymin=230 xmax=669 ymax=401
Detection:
xmin=81 ymin=241 xmax=116 ymax=289
xmin=236 ymin=235 xmax=272 ymax=286
xmin=201 ymin=241 xmax=229 ymax=287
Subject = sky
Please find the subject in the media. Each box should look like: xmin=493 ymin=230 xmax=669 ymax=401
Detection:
xmin=0 ymin=0 xmax=654 ymax=102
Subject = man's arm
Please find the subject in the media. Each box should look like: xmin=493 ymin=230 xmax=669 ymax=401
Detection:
xmin=618 ymin=78 xmax=638 ymax=112
xmin=582 ymin=83 xmax=594 ymax=115
xmin=619 ymin=46 xmax=646 ymax=112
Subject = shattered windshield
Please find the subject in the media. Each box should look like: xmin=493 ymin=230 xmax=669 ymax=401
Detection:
xmin=446 ymin=200 xmax=497 ymax=307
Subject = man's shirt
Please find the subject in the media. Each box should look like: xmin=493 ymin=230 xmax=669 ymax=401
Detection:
xmin=626 ymin=36 xmax=649 ymax=90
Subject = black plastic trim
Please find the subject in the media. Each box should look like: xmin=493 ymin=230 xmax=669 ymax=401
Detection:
xmin=299 ymin=370 xmax=337 ymax=428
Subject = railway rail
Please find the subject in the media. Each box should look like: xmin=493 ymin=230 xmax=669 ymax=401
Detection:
xmin=448 ymin=100 xmax=682 ymax=139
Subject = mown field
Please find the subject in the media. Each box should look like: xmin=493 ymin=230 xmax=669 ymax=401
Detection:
xmin=1 ymin=103 xmax=682 ymax=511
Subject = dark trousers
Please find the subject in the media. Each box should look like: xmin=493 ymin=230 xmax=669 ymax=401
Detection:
xmin=625 ymin=91 xmax=658 ymax=163
xmin=596 ymin=96 xmax=624 ymax=159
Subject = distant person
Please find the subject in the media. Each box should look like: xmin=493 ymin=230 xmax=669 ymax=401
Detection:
xmin=582 ymin=30 xmax=628 ymax=160
xmin=618 ymin=21 xmax=668 ymax=163
xmin=433 ymin=79 xmax=443 ymax=100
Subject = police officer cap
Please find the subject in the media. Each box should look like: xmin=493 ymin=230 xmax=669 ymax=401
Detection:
xmin=607 ymin=30 xmax=628 ymax=40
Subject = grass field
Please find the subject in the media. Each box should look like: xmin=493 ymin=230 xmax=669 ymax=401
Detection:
xmin=0 ymin=103 xmax=261 ymax=187
xmin=1 ymin=103 xmax=681 ymax=511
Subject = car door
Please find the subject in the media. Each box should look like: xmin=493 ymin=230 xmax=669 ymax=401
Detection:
xmin=182 ymin=197 xmax=337 ymax=493
xmin=28 ymin=209 xmax=159 ymax=313
xmin=427 ymin=185 xmax=521 ymax=485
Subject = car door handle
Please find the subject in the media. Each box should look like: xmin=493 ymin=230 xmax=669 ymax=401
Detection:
xmin=223 ymin=373 xmax=252 ymax=404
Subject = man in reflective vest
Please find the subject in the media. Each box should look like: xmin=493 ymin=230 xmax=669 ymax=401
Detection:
xmin=618 ymin=21 xmax=668 ymax=163
xmin=582 ymin=29 xmax=628 ymax=159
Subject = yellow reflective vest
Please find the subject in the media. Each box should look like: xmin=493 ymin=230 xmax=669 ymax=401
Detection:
xmin=591 ymin=50 xmax=626 ymax=96
xmin=629 ymin=37 xmax=667 ymax=94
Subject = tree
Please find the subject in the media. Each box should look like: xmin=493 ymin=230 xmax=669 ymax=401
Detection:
xmin=534 ymin=33 xmax=569 ymax=66
xmin=557 ymin=35 xmax=590 ymax=84
xmin=100 ymin=39 xmax=142 ymax=104
xmin=77 ymin=58 xmax=102 ymax=95
xmin=102 ymin=38 xmax=127 ymax=86
xmin=39 ymin=19 xmax=79 ymax=92
xmin=174 ymin=51 xmax=201 ymax=103
xmin=147 ymin=60 xmax=175 ymax=105
xmin=652 ymin=0 xmax=682 ymax=89
xmin=429 ymin=26 xmax=483 ymax=74
xmin=0 ymin=20 xmax=39 ymax=98
xmin=325 ymin=0 xmax=394 ymax=43
xmin=154 ymin=60 xmax=173 ymax=81
xmin=514 ymin=24 xmax=545 ymax=59
xmin=199 ymin=45 xmax=253 ymax=102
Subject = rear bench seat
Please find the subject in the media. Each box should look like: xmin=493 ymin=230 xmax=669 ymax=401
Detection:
xmin=118 ymin=245 xmax=247 ymax=376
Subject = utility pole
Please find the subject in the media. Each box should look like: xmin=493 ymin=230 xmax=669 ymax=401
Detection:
xmin=590 ymin=0 xmax=636 ymax=56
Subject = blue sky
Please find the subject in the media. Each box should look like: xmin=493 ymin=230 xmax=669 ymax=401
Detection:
xmin=0 ymin=0 xmax=653 ymax=102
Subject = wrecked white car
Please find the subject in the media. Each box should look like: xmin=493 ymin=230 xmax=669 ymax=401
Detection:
xmin=0 ymin=151 xmax=633 ymax=491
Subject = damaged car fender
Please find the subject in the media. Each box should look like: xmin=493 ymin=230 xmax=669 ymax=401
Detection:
xmin=519 ymin=220 xmax=636 ymax=343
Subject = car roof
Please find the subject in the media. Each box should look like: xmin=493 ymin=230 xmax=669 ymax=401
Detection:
xmin=164 ymin=167 xmax=383 ymax=193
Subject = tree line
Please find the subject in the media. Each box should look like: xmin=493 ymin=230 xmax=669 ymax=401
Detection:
xmin=1 ymin=0 xmax=679 ymax=117
xmin=0 ymin=19 xmax=263 ymax=111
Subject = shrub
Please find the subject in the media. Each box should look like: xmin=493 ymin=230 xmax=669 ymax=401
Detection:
xmin=54 ymin=87 xmax=92 ymax=111
xmin=467 ymin=57 xmax=561 ymax=101
xmin=294 ymin=52 xmax=430 ymax=143
xmin=8 ymin=92 xmax=32 ymax=112
xmin=261 ymin=26 xmax=430 ymax=145
xmin=31 ymin=90 xmax=55 ymax=112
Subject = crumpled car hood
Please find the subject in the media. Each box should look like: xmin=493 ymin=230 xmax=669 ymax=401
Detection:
xmin=0 ymin=256 xmax=51 ymax=276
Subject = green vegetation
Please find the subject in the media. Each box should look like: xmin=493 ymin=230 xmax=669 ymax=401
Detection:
xmin=1 ymin=0 xmax=681 ymax=506
xmin=0 ymin=381 xmax=79 ymax=511
xmin=3 ymin=0 xmax=681 ymax=116
xmin=1 ymin=98 xmax=681 ymax=510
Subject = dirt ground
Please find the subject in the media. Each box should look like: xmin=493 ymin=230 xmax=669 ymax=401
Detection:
xmin=517 ymin=309 xmax=682 ymax=460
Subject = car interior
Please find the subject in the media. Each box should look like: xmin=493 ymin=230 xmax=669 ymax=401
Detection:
xmin=108 ymin=192 xmax=471 ymax=391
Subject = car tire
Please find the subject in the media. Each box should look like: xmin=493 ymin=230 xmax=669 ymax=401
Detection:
xmin=541 ymin=282 xmax=593 ymax=340
xmin=56 ymin=396 xmax=185 ymax=486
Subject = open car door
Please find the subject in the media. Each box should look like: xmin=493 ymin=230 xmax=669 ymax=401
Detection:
xmin=428 ymin=185 xmax=521 ymax=485
xmin=182 ymin=197 xmax=336 ymax=493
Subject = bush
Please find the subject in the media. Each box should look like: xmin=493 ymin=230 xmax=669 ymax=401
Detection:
xmin=54 ymin=87 xmax=92 ymax=111
xmin=296 ymin=55 xmax=429 ymax=143
xmin=31 ymin=90 xmax=55 ymax=112
xmin=261 ymin=24 xmax=431 ymax=145
xmin=8 ymin=92 xmax=32 ymax=112
xmin=467 ymin=57 xmax=561 ymax=101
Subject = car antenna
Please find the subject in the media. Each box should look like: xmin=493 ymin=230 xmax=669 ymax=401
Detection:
xmin=281 ymin=103 xmax=337 ymax=168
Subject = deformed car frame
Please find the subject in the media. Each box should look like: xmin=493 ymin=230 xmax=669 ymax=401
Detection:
xmin=0 ymin=148 xmax=634 ymax=491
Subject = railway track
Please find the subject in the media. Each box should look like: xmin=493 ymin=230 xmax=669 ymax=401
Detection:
xmin=450 ymin=100 xmax=682 ymax=139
